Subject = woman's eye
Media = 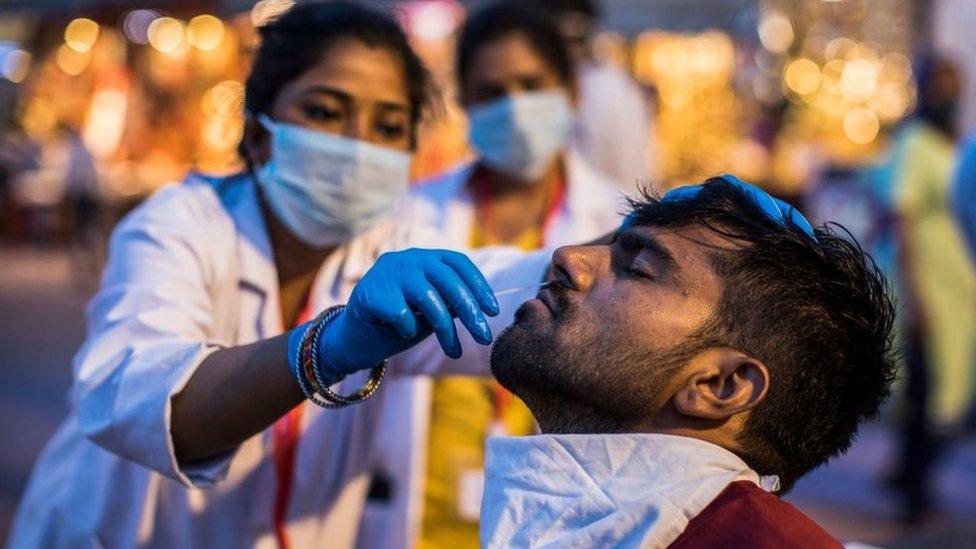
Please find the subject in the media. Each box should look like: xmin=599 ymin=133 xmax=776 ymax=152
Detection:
xmin=377 ymin=122 xmax=406 ymax=139
xmin=304 ymin=105 xmax=342 ymax=122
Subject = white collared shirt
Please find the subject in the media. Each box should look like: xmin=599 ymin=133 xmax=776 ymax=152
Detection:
xmin=481 ymin=433 xmax=780 ymax=549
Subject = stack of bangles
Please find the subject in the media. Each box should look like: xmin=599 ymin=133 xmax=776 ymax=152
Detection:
xmin=292 ymin=304 xmax=387 ymax=409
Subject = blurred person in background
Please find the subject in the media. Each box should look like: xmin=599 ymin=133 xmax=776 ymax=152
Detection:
xmin=395 ymin=5 xmax=623 ymax=546
xmin=533 ymin=0 xmax=657 ymax=188
xmin=9 ymin=3 xmax=555 ymax=547
xmin=0 ymin=130 xmax=38 ymax=239
xmin=887 ymin=52 xmax=976 ymax=523
xmin=531 ymin=0 xmax=657 ymax=186
xmin=8 ymin=123 xmax=97 ymax=246
xmin=952 ymin=131 xmax=976 ymax=267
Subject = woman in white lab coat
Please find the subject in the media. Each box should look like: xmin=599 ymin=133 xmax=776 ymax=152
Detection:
xmin=9 ymin=3 xmax=550 ymax=548
xmin=379 ymin=5 xmax=625 ymax=547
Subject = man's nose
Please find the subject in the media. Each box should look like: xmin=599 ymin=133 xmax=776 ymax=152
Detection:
xmin=550 ymin=244 xmax=606 ymax=292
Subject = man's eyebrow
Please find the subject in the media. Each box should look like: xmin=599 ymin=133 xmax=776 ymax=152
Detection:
xmin=615 ymin=229 xmax=677 ymax=268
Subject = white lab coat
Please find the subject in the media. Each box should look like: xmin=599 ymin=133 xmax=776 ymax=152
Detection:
xmin=357 ymin=150 xmax=625 ymax=548
xmin=481 ymin=434 xmax=779 ymax=548
xmin=574 ymin=62 xmax=657 ymax=188
xmin=9 ymin=172 xmax=550 ymax=548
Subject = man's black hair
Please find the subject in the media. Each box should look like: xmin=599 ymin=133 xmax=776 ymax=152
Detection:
xmin=627 ymin=176 xmax=897 ymax=490
xmin=456 ymin=3 xmax=574 ymax=89
xmin=240 ymin=0 xmax=432 ymax=157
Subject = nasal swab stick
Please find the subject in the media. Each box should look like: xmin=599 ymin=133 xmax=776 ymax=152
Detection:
xmin=493 ymin=281 xmax=552 ymax=297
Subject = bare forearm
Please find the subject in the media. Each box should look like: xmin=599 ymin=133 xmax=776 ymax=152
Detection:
xmin=171 ymin=333 xmax=303 ymax=464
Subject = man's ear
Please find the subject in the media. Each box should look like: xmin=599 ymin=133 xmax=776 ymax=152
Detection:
xmin=242 ymin=114 xmax=270 ymax=167
xmin=671 ymin=349 xmax=769 ymax=421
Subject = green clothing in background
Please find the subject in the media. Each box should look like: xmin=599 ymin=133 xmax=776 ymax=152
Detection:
xmin=895 ymin=122 xmax=976 ymax=425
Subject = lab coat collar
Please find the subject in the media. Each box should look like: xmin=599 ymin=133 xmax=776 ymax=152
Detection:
xmin=481 ymin=433 xmax=779 ymax=549
xmin=559 ymin=147 xmax=623 ymax=238
xmin=208 ymin=171 xmax=400 ymax=322
xmin=453 ymin=149 xmax=621 ymax=245
xmin=210 ymin=172 xmax=278 ymax=297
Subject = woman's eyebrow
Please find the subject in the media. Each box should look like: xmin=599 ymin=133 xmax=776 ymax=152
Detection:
xmin=302 ymin=85 xmax=351 ymax=103
xmin=302 ymin=86 xmax=409 ymax=113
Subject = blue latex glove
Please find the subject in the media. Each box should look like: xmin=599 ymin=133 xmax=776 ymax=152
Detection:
xmin=621 ymin=174 xmax=817 ymax=240
xmin=289 ymin=248 xmax=500 ymax=383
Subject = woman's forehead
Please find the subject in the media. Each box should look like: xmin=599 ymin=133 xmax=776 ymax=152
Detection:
xmin=282 ymin=39 xmax=412 ymax=109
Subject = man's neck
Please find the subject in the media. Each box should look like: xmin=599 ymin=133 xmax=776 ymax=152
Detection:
xmin=532 ymin=403 xmax=748 ymax=468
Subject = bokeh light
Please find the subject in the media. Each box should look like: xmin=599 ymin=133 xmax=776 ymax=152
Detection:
xmin=784 ymin=58 xmax=821 ymax=95
xmin=872 ymin=82 xmax=914 ymax=122
xmin=83 ymin=88 xmax=129 ymax=158
xmin=55 ymin=44 xmax=90 ymax=75
xmin=839 ymin=58 xmax=879 ymax=102
xmin=824 ymin=37 xmax=858 ymax=60
xmin=147 ymin=17 xmax=185 ymax=54
xmin=64 ymin=18 xmax=100 ymax=53
xmin=758 ymin=11 xmax=794 ymax=54
xmin=122 ymin=10 xmax=159 ymax=45
xmin=187 ymin=15 xmax=225 ymax=51
xmin=843 ymin=108 xmax=880 ymax=144
xmin=1 ymin=49 xmax=31 ymax=83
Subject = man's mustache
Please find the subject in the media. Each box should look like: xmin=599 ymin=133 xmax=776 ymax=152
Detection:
xmin=539 ymin=279 xmax=572 ymax=315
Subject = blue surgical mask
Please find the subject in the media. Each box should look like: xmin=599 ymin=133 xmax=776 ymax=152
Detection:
xmin=255 ymin=115 xmax=412 ymax=247
xmin=468 ymin=90 xmax=574 ymax=182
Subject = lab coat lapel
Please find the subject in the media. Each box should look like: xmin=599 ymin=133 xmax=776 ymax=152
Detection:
xmin=217 ymin=173 xmax=281 ymax=340
xmin=546 ymin=150 xmax=597 ymax=245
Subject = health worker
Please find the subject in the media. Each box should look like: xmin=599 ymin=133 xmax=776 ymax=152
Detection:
xmin=9 ymin=3 xmax=551 ymax=548
xmin=384 ymin=5 xmax=624 ymax=547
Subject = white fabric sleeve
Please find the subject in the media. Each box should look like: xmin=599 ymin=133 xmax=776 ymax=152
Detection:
xmin=73 ymin=185 xmax=236 ymax=487
xmin=389 ymin=246 xmax=552 ymax=377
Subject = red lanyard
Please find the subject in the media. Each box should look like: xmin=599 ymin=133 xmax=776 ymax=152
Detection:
xmin=272 ymin=303 xmax=312 ymax=549
xmin=470 ymin=168 xmax=567 ymax=249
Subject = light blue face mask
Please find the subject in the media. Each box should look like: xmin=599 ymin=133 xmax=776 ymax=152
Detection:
xmin=468 ymin=89 xmax=575 ymax=182
xmin=255 ymin=115 xmax=412 ymax=247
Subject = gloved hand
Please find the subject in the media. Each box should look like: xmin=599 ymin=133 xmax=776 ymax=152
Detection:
xmin=309 ymin=248 xmax=500 ymax=379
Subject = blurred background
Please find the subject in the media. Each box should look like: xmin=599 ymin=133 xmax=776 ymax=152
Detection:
xmin=0 ymin=0 xmax=974 ymax=546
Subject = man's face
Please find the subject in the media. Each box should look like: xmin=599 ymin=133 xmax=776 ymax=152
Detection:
xmin=491 ymin=224 xmax=729 ymax=431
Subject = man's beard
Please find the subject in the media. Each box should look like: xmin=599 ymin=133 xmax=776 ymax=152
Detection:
xmin=490 ymin=286 xmax=701 ymax=434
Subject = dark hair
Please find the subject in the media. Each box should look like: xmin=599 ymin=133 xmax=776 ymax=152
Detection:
xmin=240 ymin=1 xmax=432 ymax=156
xmin=626 ymin=176 xmax=897 ymax=491
xmin=456 ymin=3 xmax=573 ymax=88
xmin=913 ymin=51 xmax=962 ymax=138
xmin=532 ymin=0 xmax=599 ymax=19
xmin=530 ymin=0 xmax=599 ymax=42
